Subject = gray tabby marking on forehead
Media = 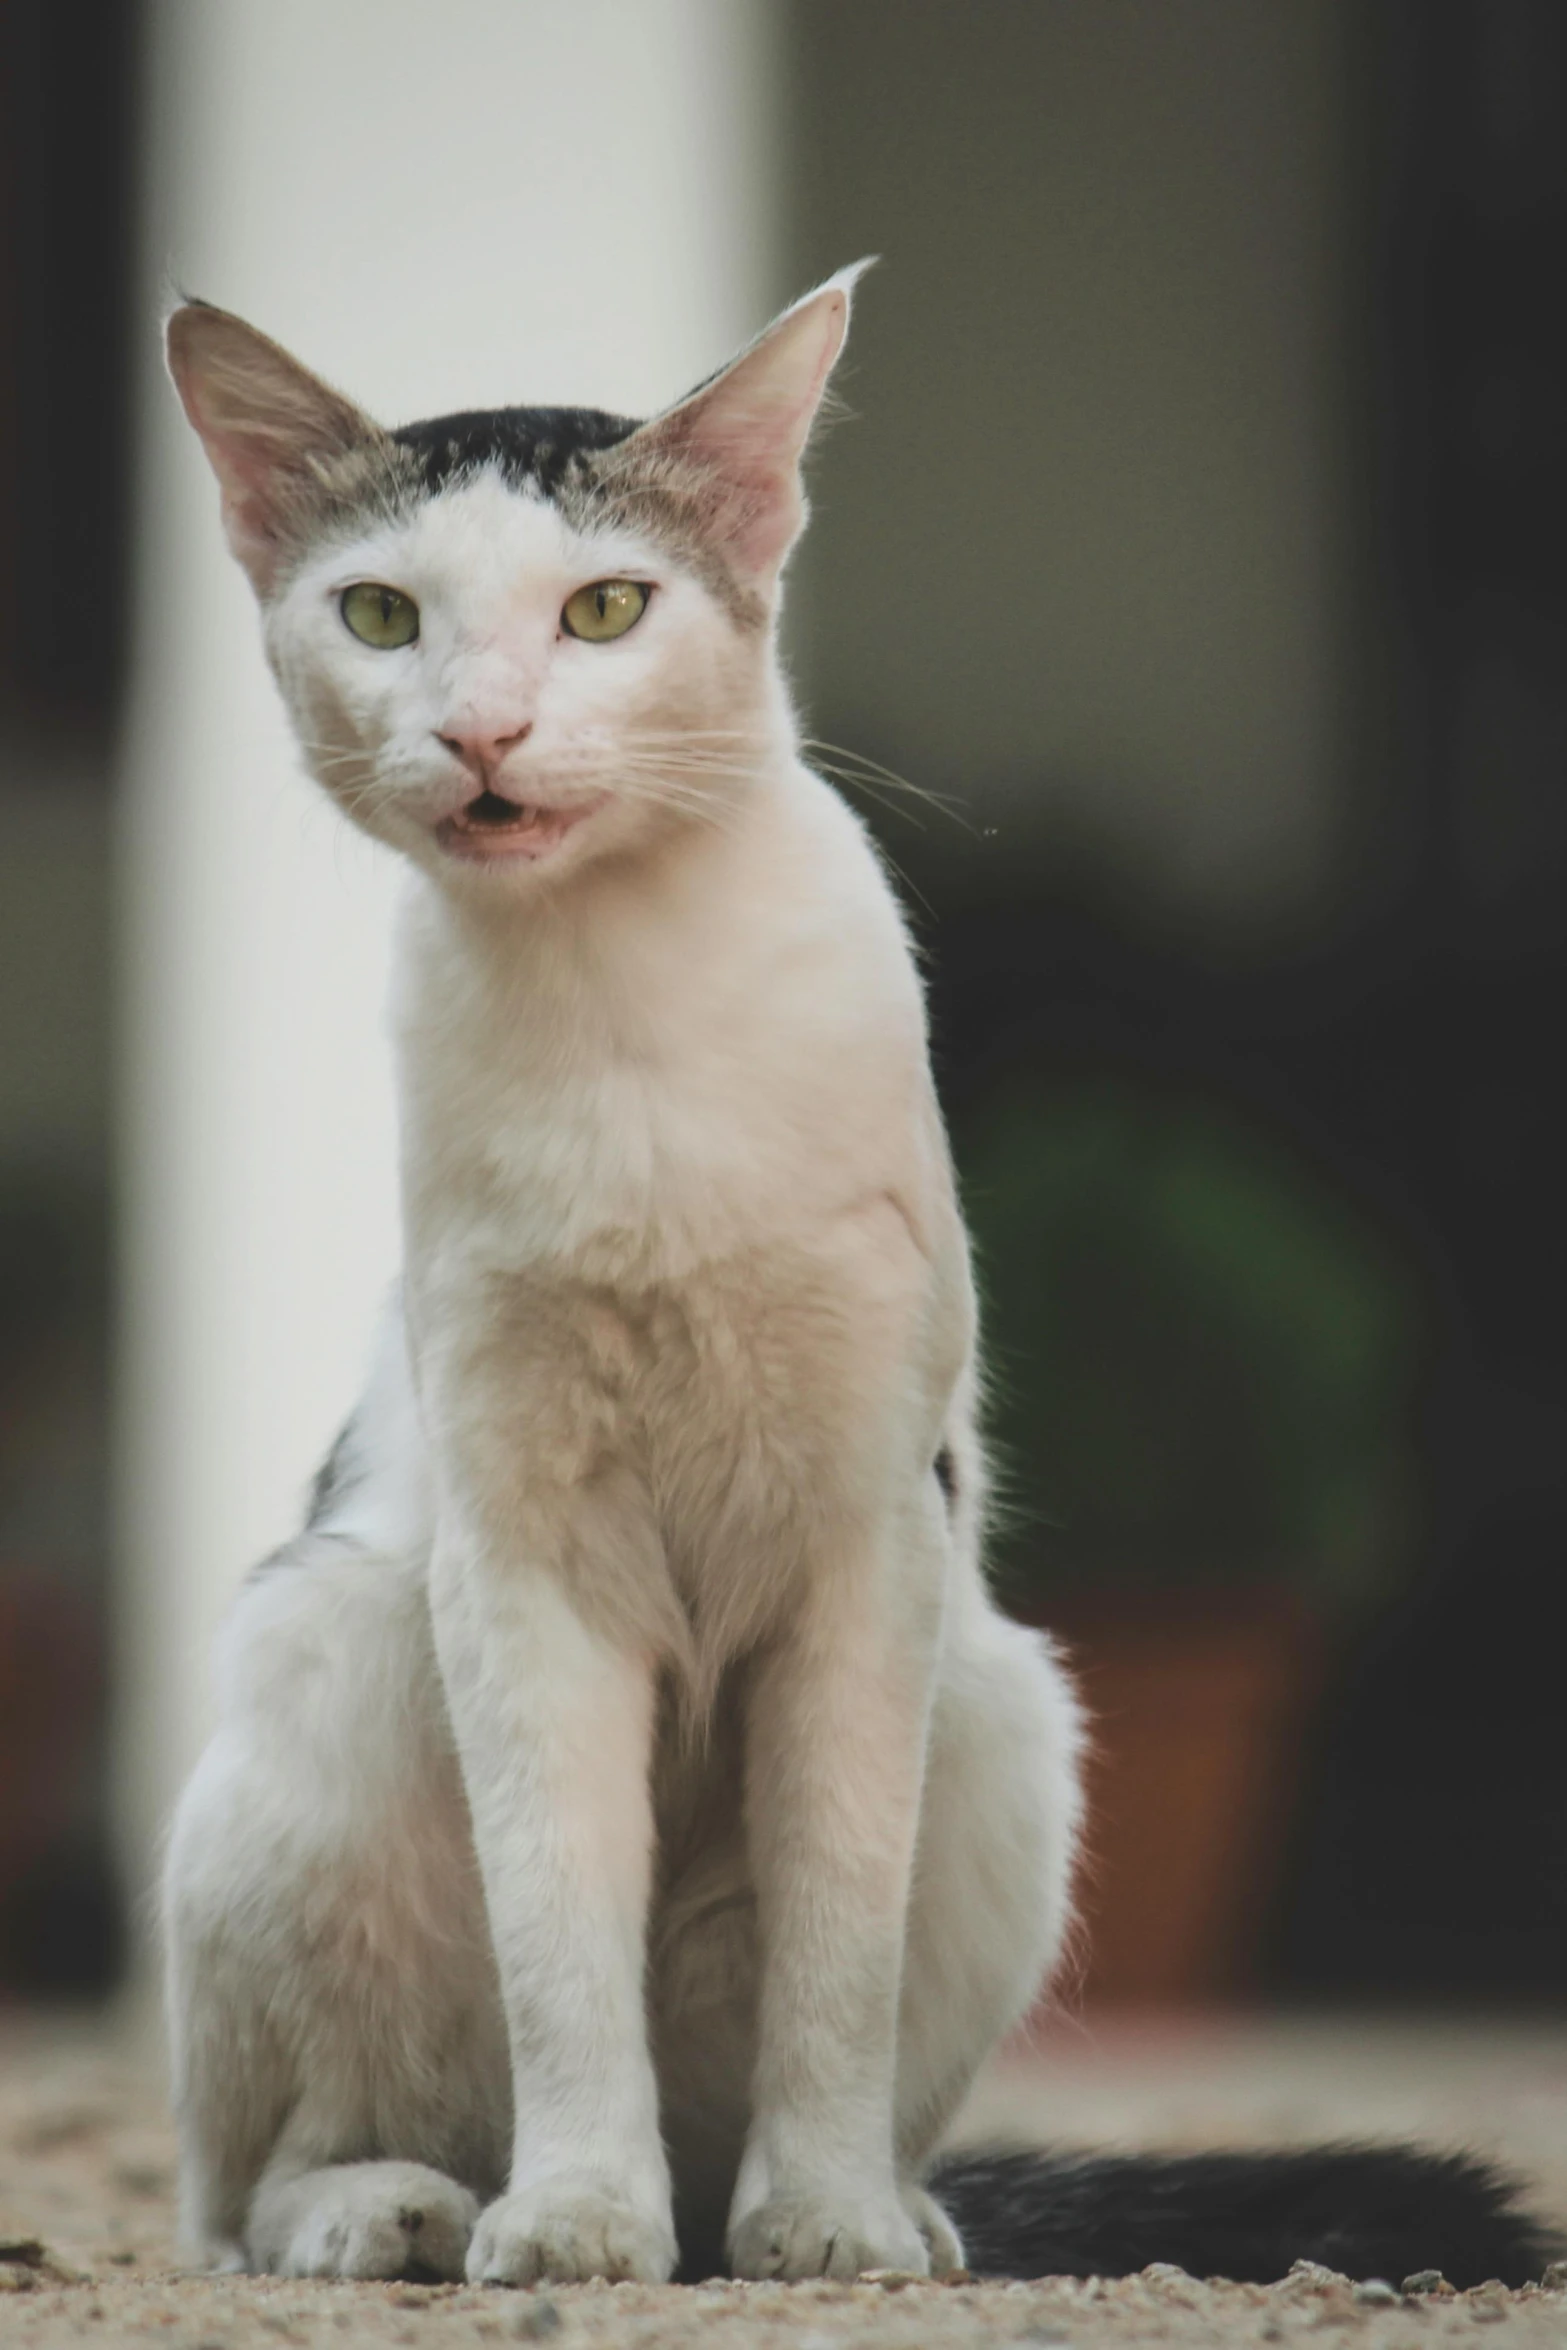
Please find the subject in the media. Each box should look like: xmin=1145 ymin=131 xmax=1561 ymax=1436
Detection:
xmin=392 ymin=404 xmax=766 ymax=627
xmin=583 ymin=437 xmax=769 ymax=631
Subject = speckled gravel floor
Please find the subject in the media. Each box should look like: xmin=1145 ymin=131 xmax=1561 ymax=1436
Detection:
xmin=4 ymin=2010 xmax=1566 ymax=2348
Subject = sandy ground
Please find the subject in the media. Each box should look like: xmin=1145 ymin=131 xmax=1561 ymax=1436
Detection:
xmin=3 ymin=2008 xmax=1566 ymax=2347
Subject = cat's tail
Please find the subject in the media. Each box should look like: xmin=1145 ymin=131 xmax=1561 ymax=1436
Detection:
xmin=928 ymin=2143 xmax=1560 ymax=2287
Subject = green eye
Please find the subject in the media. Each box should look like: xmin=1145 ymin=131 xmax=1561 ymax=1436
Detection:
xmin=340 ymin=582 xmax=420 ymax=648
xmin=561 ymin=579 xmax=649 ymax=642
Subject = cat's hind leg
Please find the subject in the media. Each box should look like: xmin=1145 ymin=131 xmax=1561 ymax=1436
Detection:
xmin=164 ymin=1398 xmax=510 ymax=2276
xmin=165 ymin=1535 xmax=507 ymax=2275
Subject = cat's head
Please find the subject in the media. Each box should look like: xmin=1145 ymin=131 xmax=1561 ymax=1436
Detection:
xmin=167 ymin=271 xmax=864 ymax=889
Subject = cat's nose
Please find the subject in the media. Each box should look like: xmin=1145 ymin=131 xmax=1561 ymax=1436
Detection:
xmin=435 ymin=720 xmax=532 ymax=778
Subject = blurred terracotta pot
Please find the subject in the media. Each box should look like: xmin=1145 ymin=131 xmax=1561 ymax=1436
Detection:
xmin=1014 ymin=1589 xmax=1324 ymax=2005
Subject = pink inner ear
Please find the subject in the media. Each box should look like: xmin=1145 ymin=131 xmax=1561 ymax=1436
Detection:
xmin=648 ymin=283 xmax=852 ymax=581
xmin=216 ymin=465 xmax=290 ymax=583
xmin=182 ymin=403 xmax=304 ymax=589
xmin=675 ymin=409 xmax=804 ymax=570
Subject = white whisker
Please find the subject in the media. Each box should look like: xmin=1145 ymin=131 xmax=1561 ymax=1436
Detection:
xmin=801 ymin=737 xmax=973 ymax=832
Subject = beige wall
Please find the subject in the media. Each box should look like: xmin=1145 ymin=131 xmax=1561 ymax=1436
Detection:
xmin=784 ymin=0 xmax=1363 ymax=935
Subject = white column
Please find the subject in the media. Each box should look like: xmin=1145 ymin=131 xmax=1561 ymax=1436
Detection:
xmin=112 ymin=0 xmax=779 ymax=1971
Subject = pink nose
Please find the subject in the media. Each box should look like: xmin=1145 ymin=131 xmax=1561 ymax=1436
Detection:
xmin=435 ymin=719 xmax=532 ymax=776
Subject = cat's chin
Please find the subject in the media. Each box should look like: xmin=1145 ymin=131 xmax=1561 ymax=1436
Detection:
xmin=433 ymin=789 xmax=610 ymax=868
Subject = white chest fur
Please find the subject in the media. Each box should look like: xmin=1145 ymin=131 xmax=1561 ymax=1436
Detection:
xmin=394 ymin=762 xmax=947 ymax=1282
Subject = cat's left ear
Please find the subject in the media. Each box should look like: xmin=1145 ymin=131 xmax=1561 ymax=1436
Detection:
xmin=630 ymin=261 xmax=872 ymax=587
xmin=166 ymin=301 xmax=381 ymax=596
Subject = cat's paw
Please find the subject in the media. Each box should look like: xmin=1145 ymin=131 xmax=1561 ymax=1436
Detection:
xmin=259 ymin=2161 xmax=479 ymax=2280
xmin=465 ymin=2181 xmax=676 ymax=2286
xmin=900 ymin=2182 xmax=966 ymax=2278
xmin=728 ymin=2189 xmax=931 ymax=2281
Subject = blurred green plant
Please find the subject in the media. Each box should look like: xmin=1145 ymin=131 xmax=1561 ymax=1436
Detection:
xmin=958 ymin=1077 xmax=1417 ymax=1605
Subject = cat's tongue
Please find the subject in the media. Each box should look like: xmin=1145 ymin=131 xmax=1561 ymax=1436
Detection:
xmin=436 ymin=787 xmax=604 ymax=864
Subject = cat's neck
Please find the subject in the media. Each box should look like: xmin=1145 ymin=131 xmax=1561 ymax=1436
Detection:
xmin=389 ymin=729 xmax=927 ymax=1276
xmin=389 ymin=731 xmax=916 ymax=1148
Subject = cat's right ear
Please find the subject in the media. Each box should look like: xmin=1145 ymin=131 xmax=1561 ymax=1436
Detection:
xmin=166 ymin=302 xmax=377 ymax=596
xmin=623 ymin=262 xmax=872 ymax=589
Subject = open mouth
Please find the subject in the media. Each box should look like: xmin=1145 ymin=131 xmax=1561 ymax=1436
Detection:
xmin=434 ymin=787 xmax=607 ymax=864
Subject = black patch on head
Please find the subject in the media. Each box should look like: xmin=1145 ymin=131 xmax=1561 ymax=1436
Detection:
xmin=934 ymin=1445 xmax=958 ymax=1506
xmin=391 ymin=404 xmax=641 ymax=501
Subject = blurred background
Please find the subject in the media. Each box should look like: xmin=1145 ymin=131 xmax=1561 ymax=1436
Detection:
xmin=2 ymin=0 xmax=1564 ymax=2034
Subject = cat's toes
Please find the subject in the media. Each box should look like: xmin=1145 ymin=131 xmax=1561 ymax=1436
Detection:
xmin=263 ymin=2162 xmax=479 ymax=2280
xmin=728 ymin=2190 xmax=931 ymax=2281
xmin=900 ymin=2182 xmax=966 ymax=2278
xmin=466 ymin=2181 xmax=676 ymax=2286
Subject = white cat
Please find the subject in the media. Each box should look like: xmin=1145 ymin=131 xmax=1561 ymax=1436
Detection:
xmin=161 ymin=275 xmax=1550 ymax=2294
xmin=162 ymin=271 xmax=1083 ymax=2287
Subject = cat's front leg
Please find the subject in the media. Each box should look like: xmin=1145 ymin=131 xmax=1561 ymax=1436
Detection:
xmin=728 ymin=1504 xmax=944 ymax=2282
xmin=428 ymin=1512 xmax=675 ymax=2287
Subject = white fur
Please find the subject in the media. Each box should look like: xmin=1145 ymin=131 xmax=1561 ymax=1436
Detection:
xmin=163 ymin=277 xmax=1085 ymax=2286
